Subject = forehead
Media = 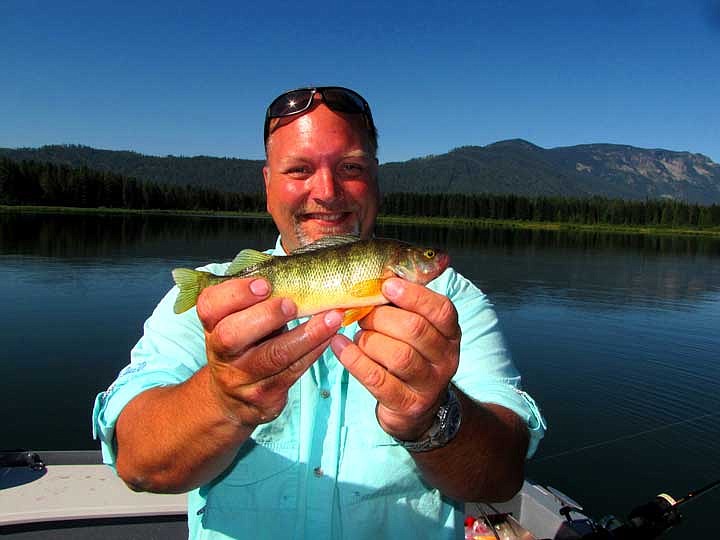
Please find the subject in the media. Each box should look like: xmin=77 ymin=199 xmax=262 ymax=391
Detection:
xmin=266 ymin=104 xmax=372 ymax=158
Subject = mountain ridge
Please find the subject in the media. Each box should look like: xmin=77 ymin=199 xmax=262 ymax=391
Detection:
xmin=2 ymin=140 xmax=719 ymax=204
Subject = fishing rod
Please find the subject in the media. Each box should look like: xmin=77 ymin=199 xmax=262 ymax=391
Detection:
xmin=570 ymin=478 xmax=720 ymax=539
xmin=672 ymin=478 xmax=720 ymax=506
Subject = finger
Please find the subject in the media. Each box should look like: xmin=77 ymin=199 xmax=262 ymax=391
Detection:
xmin=230 ymin=310 xmax=344 ymax=381
xmin=197 ymin=277 xmax=272 ymax=332
xmin=210 ymin=342 xmax=328 ymax=428
xmin=358 ymin=306 xmax=455 ymax=370
xmin=208 ymin=296 xmax=297 ymax=357
xmin=210 ymin=325 xmax=337 ymax=428
xmin=251 ymin=338 xmax=331 ymax=398
xmin=353 ymin=329 xmax=432 ymax=386
xmin=331 ymin=335 xmax=424 ymax=416
xmin=381 ymin=278 xmax=460 ymax=340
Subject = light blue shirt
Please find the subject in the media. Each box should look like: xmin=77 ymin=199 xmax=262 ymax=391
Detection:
xmin=93 ymin=237 xmax=545 ymax=539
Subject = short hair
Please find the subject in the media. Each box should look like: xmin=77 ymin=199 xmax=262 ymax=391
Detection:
xmin=265 ymin=113 xmax=378 ymax=157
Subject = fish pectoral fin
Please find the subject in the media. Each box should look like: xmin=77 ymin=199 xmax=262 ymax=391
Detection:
xmin=226 ymin=249 xmax=274 ymax=275
xmin=386 ymin=263 xmax=409 ymax=280
xmin=348 ymin=279 xmax=384 ymax=298
xmin=342 ymin=307 xmax=375 ymax=326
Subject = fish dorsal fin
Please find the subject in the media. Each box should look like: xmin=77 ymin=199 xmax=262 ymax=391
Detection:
xmin=290 ymin=234 xmax=361 ymax=255
xmin=226 ymin=249 xmax=274 ymax=275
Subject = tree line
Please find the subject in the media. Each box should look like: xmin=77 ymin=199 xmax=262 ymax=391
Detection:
xmin=0 ymin=158 xmax=266 ymax=212
xmin=2 ymin=157 xmax=719 ymax=229
xmin=382 ymin=192 xmax=720 ymax=229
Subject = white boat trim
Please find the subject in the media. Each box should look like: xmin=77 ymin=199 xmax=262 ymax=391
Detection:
xmin=1 ymin=460 xmax=186 ymax=528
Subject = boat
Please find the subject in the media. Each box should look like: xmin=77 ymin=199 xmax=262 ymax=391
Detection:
xmin=1 ymin=449 xmax=713 ymax=539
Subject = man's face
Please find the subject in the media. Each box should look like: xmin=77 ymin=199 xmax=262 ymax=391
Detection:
xmin=263 ymin=103 xmax=379 ymax=254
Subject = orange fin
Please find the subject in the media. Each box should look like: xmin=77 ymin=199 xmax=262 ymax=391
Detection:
xmin=342 ymin=306 xmax=374 ymax=326
xmin=348 ymin=279 xmax=384 ymax=298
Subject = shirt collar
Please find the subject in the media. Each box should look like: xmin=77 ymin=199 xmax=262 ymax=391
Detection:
xmin=271 ymin=235 xmax=288 ymax=256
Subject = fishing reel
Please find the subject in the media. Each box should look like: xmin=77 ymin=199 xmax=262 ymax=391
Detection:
xmin=0 ymin=450 xmax=45 ymax=471
xmin=593 ymin=493 xmax=682 ymax=539
xmin=564 ymin=480 xmax=719 ymax=539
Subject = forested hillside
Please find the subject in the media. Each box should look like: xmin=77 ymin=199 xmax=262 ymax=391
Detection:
xmin=3 ymin=157 xmax=718 ymax=229
xmin=0 ymin=145 xmax=264 ymax=193
xmin=379 ymin=141 xmax=720 ymax=203
xmin=0 ymin=158 xmax=265 ymax=212
xmin=2 ymin=141 xmax=719 ymax=204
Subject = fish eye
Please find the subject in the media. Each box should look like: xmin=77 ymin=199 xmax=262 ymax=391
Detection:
xmin=424 ymin=249 xmax=435 ymax=259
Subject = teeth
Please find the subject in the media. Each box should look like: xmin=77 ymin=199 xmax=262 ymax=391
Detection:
xmin=306 ymin=213 xmax=344 ymax=221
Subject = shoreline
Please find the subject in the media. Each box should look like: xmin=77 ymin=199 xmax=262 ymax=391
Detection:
xmin=2 ymin=204 xmax=719 ymax=238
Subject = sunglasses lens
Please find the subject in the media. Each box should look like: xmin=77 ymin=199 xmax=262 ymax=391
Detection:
xmin=267 ymin=89 xmax=314 ymax=117
xmin=322 ymin=87 xmax=366 ymax=114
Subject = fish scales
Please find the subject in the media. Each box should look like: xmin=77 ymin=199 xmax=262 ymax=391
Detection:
xmin=245 ymin=240 xmax=394 ymax=316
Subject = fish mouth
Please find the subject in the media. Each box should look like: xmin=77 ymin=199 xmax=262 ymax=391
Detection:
xmin=419 ymin=252 xmax=450 ymax=282
xmin=437 ymin=252 xmax=451 ymax=269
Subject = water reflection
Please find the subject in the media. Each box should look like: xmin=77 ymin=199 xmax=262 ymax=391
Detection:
xmin=375 ymin=223 xmax=720 ymax=311
xmin=3 ymin=212 xmax=718 ymax=314
xmin=4 ymin=211 xmax=718 ymax=258
xmin=377 ymin=222 xmax=720 ymax=257
xmin=0 ymin=211 xmax=278 ymax=260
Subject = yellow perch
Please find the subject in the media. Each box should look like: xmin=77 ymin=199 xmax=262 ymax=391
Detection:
xmin=171 ymin=234 xmax=450 ymax=326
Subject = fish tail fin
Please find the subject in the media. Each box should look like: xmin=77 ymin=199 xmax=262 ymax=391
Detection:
xmin=171 ymin=268 xmax=206 ymax=314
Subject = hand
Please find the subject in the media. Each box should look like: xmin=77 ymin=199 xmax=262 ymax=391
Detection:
xmin=331 ymin=278 xmax=461 ymax=441
xmin=197 ymin=277 xmax=343 ymax=428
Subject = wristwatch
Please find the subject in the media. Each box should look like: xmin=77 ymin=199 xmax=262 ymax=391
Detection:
xmin=393 ymin=386 xmax=462 ymax=453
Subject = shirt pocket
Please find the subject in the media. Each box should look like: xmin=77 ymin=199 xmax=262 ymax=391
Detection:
xmin=337 ymin=425 xmax=425 ymax=508
xmin=204 ymin=438 xmax=300 ymax=511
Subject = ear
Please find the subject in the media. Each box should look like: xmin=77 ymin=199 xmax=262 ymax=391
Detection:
xmin=262 ymin=165 xmax=271 ymax=212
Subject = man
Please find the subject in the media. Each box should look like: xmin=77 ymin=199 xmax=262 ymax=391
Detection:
xmin=93 ymin=86 xmax=545 ymax=539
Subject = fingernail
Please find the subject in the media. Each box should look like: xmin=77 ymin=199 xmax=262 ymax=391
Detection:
xmin=324 ymin=310 xmax=343 ymax=328
xmin=331 ymin=334 xmax=349 ymax=357
xmin=281 ymin=298 xmax=297 ymax=317
xmin=383 ymin=278 xmax=403 ymax=299
xmin=250 ymin=279 xmax=269 ymax=296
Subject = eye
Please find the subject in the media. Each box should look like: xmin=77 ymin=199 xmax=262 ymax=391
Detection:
xmin=424 ymin=249 xmax=435 ymax=259
xmin=283 ymin=165 xmax=312 ymax=178
xmin=340 ymin=162 xmax=365 ymax=174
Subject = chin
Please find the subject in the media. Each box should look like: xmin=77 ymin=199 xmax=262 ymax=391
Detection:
xmin=295 ymin=219 xmax=361 ymax=246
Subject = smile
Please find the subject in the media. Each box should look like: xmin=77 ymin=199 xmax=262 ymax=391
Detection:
xmin=301 ymin=213 xmax=350 ymax=222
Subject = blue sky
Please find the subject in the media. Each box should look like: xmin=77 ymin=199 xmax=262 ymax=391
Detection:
xmin=2 ymin=1 xmax=719 ymax=164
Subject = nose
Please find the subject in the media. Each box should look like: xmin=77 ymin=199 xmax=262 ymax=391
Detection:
xmin=309 ymin=167 xmax=339 ymax=202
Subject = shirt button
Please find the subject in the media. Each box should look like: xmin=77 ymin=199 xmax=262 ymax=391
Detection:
xmin=313 ymin=467 xmax=324 ymax=477
xmin=320 ymin=390 xmax=331 ymax=399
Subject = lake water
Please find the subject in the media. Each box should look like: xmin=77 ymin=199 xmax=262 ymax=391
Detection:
xmin=1 ymin=210 xmax=719 ymax=538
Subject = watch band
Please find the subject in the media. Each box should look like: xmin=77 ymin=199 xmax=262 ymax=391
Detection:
xmin=393 ymin=386 xmax=462 ymax=453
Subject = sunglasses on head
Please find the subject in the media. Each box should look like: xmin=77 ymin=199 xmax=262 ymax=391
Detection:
xmin=264 ymin=86 xmax=375 ymax=142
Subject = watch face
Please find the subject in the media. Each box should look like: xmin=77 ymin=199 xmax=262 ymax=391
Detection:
xmin=442 ymin=392 xmax=462 ymax=441
xmin=447 ymin=402 xmax=462 ymax=433
xmin=394 ymin=388 xmax=462 ymax=452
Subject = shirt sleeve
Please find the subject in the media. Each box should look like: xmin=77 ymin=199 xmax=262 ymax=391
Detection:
xmin=91 ymin=267 xmax=219 ymax=468
xmin=429 ymin=268 xmax=546 ymax=458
